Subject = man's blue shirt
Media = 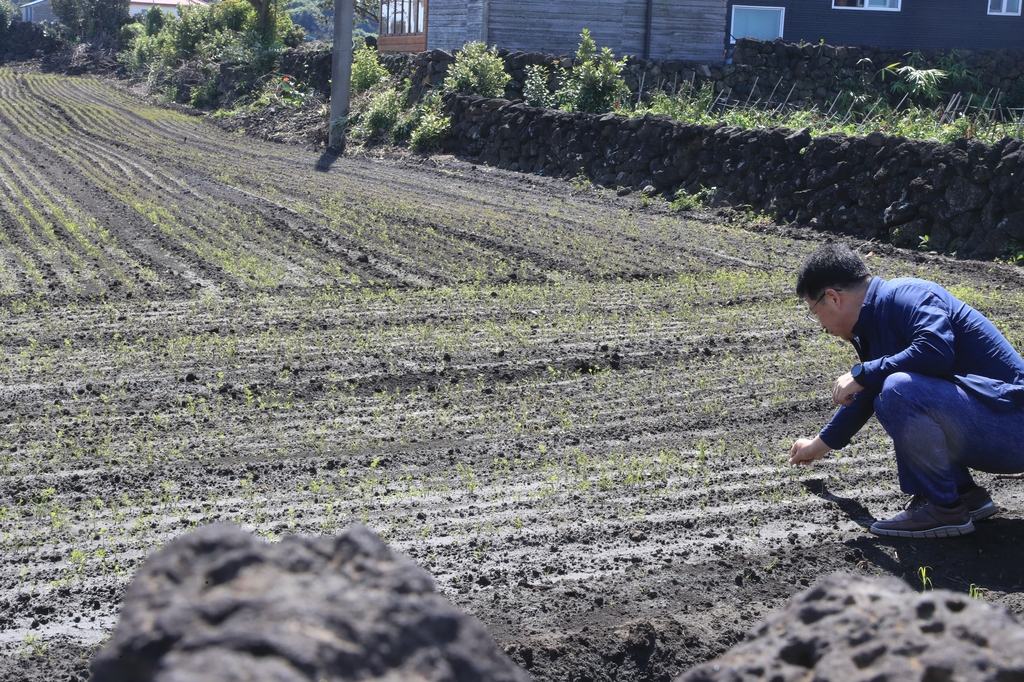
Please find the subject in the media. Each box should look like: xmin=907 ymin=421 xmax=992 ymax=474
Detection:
xmin=819 ymin=276 xmax=1024 ymax=450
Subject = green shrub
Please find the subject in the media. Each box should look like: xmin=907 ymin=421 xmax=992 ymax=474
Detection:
xmin=119 ymin=21 xmax=145 ymax=47
xmin=168 ymin=0 xmax=258 ymax=60
xmin=523 ymin=64 xmax=553 ymax=108
xmin=555 ymin=29 xmax=627 ymax=114
xmin=170 ymin=4 xmax=215 ymax=59
xmin=52 ymin=0 xmax=130 ymax=42
xmin=443 ymin=41 xmax=509 ymax=98
xmin=354 ymin=86 xmax=405 ymax=139
xmin=189 ymin=76 xmax=218 ymax=108
xmin=119 ymin=31 xmax=164 ymax=74
xmin=144 ymin=6 xmax=165 ymax=36
xmin=671 ymin=187 xmax=712 ymax=212
xmin=0 ymin=0 xmax=16 ymax=43
xmin=352 ymin=46 xmax=388 ymax=94
xmin=279 ymin=19 xmax=304 ymax=47
xmin=409 ymin=91 xmax=451 ymax=151
xmin=1003 ymin=77 xmax=1024 ymax=109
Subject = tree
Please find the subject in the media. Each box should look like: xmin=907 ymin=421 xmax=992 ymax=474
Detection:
xmin=51 ymin=0 xmax=130 ymax=41
xmin=0 ymin=0 xmax=16 ymax=44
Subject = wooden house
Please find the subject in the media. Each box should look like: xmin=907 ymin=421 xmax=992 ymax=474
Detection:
xmin=725 ymin=0 xmax=1024 ymax=50
xmin=378 ymin=0 xmax=728 ymax=63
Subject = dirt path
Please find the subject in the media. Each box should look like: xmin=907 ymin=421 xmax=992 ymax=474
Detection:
xmin=1 ymin=68 xmax=1024 ymax=682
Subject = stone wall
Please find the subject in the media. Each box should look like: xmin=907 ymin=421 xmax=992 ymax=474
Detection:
xmin=443 ymin=93 xmax=1024 ymax=257
xmin=728 ymin=38 xmax=1024 ymax=111
xmin=0 ymin=19 xmax=62 ymax=63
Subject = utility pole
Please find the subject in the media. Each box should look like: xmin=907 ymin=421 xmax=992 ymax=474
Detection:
xmin=329 ymin=0 xmax=354 ymax=150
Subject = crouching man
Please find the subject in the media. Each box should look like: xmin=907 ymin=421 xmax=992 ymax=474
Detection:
xmin=789 ymin=243 xmax=1024 ymax=538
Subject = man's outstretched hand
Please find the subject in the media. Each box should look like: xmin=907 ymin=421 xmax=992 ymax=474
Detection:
xmin=832 ymin=371 xmax=864 ymax=406
xmin=789 ymin=435 xmax=832 ymax=466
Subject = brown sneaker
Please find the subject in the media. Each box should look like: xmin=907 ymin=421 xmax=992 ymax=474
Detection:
xmin=959 ymin=486 xmax=999 ymax=521
xmin=869 ymin=496 xmax=974 ymax=539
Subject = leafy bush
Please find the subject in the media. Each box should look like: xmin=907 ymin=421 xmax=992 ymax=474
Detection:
xmin=51 ymin=0 xmax=131 ymax=42
xmin=144 ymin=6 xmax=165 ymax=36
xmin=555 ymin=29 xmax=627 ymax=114
xmin=1003 ymin=77 xmax=1024 ymax=110
xmin=523 ymin=64 xmax=553 ymax=108
xmin=119 ymin=31 xmax=164 ymax=75
xmin=279 ymin=17 xmax=304 ymax=47
xmin=443 ymin=41 xmax=509 ymax=98
xmin=889 ymin=64 xmax=947 ymax=104
xmin=409 ymin=91 xmax=451 ymax=151
xmin=354 ymin=86 xmax=405 ymax=139
xmin=0 ymin=0 xmax=16 ymax=43
xmin=122 ymin=0 xmax=292 ymax=83
xmin=119 ymin=21 xmax=145 ymax=47
xmin=671 ymin=187 xmax=712 ymax=212
xmin=189 ymin=76 xmax=218 ymax=108
xmin=352 ymin=46 xmax=388 ymax=94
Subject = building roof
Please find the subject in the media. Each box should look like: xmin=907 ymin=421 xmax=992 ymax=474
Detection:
xmin=128 ymin=0 xmax=208 ymax=7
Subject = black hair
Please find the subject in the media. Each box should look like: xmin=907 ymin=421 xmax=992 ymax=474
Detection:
xmin=795 ymin=243 xmax=871 ymax=299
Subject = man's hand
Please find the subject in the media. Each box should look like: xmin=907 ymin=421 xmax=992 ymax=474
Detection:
xmin=789 ymin=436 xmax=832 ymax=466
xmin=832 ymin=372 xmax=864 ymax=406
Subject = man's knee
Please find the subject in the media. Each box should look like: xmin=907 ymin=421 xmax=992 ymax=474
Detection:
xmin=875 ymin=372 xmax=915 ymax=422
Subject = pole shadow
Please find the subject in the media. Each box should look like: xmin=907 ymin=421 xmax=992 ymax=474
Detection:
xmin=315 ymin=145 xmax=343 ymax=172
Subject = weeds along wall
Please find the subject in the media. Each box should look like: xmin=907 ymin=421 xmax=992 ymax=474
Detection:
xmin=367 ymin=39 xmax=1024 ymax=109
xmin=281 ymin=38 xmax=1024 ymax=109
xmin=442 ymin=94 xmax=1024 ymax=258
xmin=728 ymin=39 xmax=1024 ymax=110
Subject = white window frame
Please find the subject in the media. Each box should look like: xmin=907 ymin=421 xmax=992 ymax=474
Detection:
xmin=730 ymin=5 xmax=786 ymax=44
xmin=988 ymin=0 xmax=1022 ymax=15
xmin=832 ymin=0 xmax=901 ymax=11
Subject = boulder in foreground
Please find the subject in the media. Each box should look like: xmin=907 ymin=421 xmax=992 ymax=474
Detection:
xmin=91 ymin=523 xmax=530 ymax=682
xmin=677 ymin=572 xmax=1024 ymax=682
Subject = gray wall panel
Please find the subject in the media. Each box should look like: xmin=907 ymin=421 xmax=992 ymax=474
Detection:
xmin=651 ymin=0 xmax=728 ymax=61
xmin=430 ymin=1 xmax=729 ymax=61
xmin=427 ymin=0 xmax=469 ymax=50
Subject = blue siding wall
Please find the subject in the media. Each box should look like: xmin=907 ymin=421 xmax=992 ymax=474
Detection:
xmin=726 ymin=0 xmax=1024 ymax=51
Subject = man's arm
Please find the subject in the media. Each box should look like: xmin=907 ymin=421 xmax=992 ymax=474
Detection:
xmin=857 ymin=289 xmax=956 ymax=391
xmin=822 ymin=385 xmax=876 ymax=445
xmin=790 ymin=383 xmax=877 ymax=465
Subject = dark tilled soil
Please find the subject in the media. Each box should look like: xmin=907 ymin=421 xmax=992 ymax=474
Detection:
xmin=1 ymin=67 xmax=1023 ymax=682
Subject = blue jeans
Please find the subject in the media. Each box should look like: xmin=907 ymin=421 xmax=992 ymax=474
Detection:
xmin=873 ymin=372 xmax=1024 ymax=505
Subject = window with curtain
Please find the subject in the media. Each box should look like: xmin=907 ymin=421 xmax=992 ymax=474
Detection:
xmin=832 ymin=0 xmax=901 ymax=10
xmin=989 ymin=0 xmax=1021 ymax=15
xmin=380 ymin=0 xmax=426 ymax=35
xmin=730 ymin=6 xmax=785 ymax=42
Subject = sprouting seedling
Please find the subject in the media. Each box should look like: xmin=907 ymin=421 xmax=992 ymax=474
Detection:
xmin=968 ymin=583 xmax=988 ymax=600
xmin=917 ymin=566 xmax=933 ymax=591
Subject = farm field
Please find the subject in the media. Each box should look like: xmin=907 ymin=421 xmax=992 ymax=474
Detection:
xmin=2 ymin=67 xmax=1024 ymax=682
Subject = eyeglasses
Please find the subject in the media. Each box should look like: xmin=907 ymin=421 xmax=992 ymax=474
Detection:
xmin=805 ymin=292 xmax=828 ymax=321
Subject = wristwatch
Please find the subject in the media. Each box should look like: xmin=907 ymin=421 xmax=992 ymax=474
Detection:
xmin=851 ymin=363 xmax=865 ymax=386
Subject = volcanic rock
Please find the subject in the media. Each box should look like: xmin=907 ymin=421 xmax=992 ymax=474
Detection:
xmin=676 ymin=572 xmax=1024 ymax=682
xmin=91 ymin=523 xmax=529 ymax=682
